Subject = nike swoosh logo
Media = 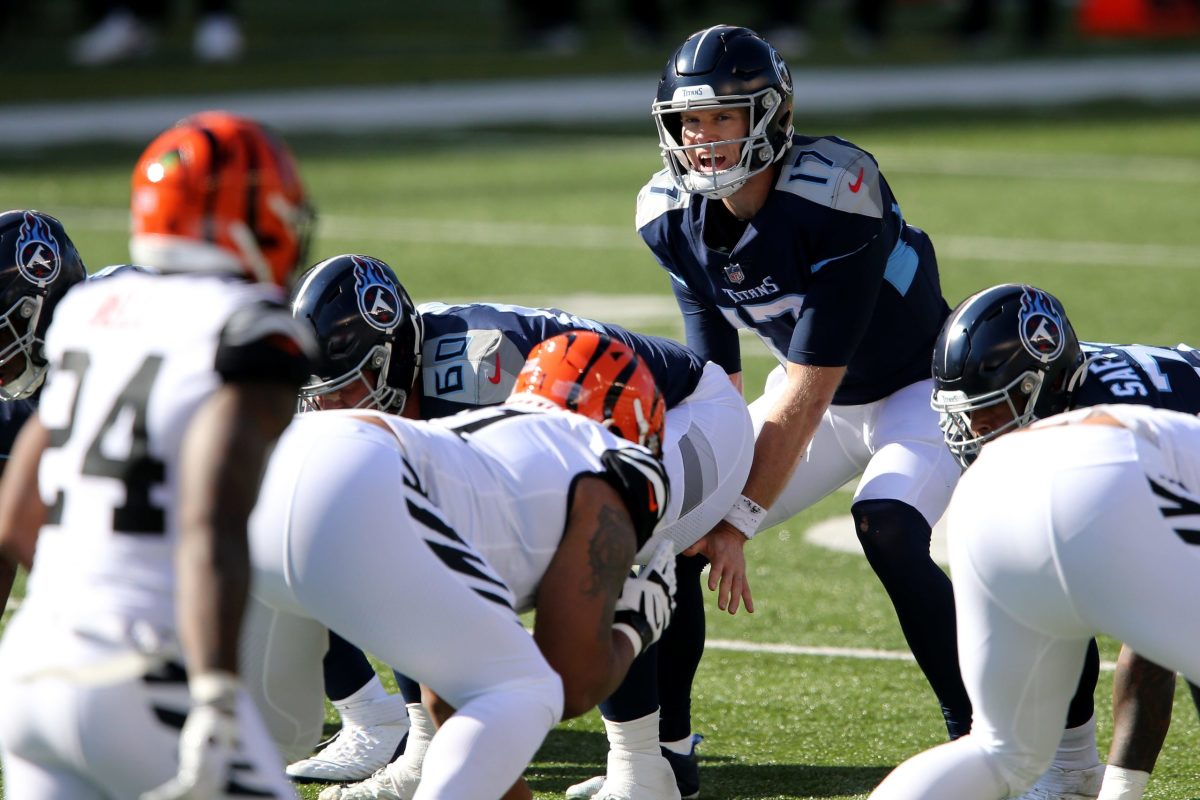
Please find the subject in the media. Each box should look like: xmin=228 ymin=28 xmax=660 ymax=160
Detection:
xmin=847 ymin=167 xmax=864 ymax=193
xmin=487 ymin=352 xmax=502 ymax=384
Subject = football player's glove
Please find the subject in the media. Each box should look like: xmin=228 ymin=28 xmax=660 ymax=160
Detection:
xmin=612 ymin=540 xmax=677 ymax=658
xmin=142 ymin=672 xmax=241 ymax=800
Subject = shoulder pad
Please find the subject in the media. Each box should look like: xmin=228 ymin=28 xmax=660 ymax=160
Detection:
xmin=636 ymin=169 xmax=692 ymax=232
xmin=776 ymin=137 xmax=884 ymax=218
xmin=598 ymin=447 xmax=669 ymax=551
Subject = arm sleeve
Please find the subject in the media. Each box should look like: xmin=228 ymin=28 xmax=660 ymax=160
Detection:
xmin=214 ymin=300 xmax=315 ymax=387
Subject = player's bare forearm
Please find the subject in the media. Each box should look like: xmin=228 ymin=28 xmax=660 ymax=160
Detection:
xmin=0 ymin=415 xmax=49 ymax=570
xmin=534 ymin=478 xmax=636 ymax=718
xmin=741 ymin=362 xmax=844 ymax=509
xmin=1109 ymin=645 xmax=1176 ymax=772
xmin=176 ymin=383 xmax=295 ymax=676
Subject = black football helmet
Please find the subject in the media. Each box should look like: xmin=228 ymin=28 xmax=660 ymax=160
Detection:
xmin=0 ymin=210 xmax=87 ymax=400
xmin=932 ymin=283 xmax=1085 ymax=467
xmin=652 ymin=25 xmax=794 ymax=199
xmin=289 ymin=254 xmax=422 ymax=413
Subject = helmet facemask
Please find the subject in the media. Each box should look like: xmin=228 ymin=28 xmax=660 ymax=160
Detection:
xmin=653 ymin=87 xmax=789 ymax=200
xmin=0 ymin=294 xmax=45 ymax=401
xmin=297 ymin=343 xmax=406 ymax=414
xmin=932 ymin=369 xmax=1047 ymax=468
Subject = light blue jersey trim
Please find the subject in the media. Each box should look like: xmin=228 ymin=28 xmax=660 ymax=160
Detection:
xmin=810 ymin=240 xmax=870 ymax=274
xmin=883 ymin=203 xmax=918 ymax=295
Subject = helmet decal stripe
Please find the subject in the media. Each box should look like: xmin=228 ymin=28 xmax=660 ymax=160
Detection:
xmin=194 ymin=124 xmax=222 ymax=245
xmin=602 ymin=356 xmax=640 ymax=425
xmin=238 ymin=127 xmax=261 ymax=249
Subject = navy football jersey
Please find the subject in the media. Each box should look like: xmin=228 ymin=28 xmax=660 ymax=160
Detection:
xmin=1073 ymin=342 xmax=1200 ymax=413
xmin=637 ymin=134 xmax=950 ymax=405
xmin=416 ymin=302 xmax=705 ymax=420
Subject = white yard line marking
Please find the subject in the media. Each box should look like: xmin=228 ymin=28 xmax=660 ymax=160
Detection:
xmin=704 ymin=638 xmax=1118 ymax=671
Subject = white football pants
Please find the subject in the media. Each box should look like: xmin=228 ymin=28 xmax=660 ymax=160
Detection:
xmin=244 ymin=419 xmax=563 ymax=799
xmin=750 ymin=370 xmax=960 ymax=527
xmin=0 ymin=607 xmax=295 ymax=799
xmin=648 ymin=361 xmax=755 ymax=560
xmin=870 ymin=423 xmax=1200 ymax=799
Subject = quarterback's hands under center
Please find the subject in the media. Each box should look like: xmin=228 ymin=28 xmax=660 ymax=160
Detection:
xmin=683 ymin=521 xmax=754 ymax=615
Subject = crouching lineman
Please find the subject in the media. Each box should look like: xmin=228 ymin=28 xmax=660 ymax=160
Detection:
xmin=243 ymin=330 xmax=678 ymax=800
xmin=870 ymin=403 xmax=1200 ymax=799
xmin=931 ymin=283 xmax=1200 ymax=800
xmin=284 ymin=253 xmax=753 ymax=798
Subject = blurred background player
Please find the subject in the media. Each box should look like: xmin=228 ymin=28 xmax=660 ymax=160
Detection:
xmin=283 ymin=253 xmax=752 ymax=799
xmin=243 ymin=330 xmax=675 ymax=800
xmin=869 ymin=404 xmax=1200 ymax=800
xmin=931 ymin=282 xmax=1200 ymax=800
xmin=0 ymin=112 xmax=313 ymax=798
xmin=71 ymin=0 xmax=244 ymax=65
xmin=629 ymin=23 xmax=962 ymax=799
xmin=0 ymin=210 xmax=87 ymax=611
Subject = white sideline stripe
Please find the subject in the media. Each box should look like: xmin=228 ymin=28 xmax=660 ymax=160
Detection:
xmin=50 ymin=207 xmax=1200 ymax=270
xmin=705 ymin=638 xmax=1118 ymax=672
xmin=1 ymin=54 xmax=1199 ymax=146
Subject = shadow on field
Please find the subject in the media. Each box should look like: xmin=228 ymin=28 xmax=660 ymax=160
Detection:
xmin=528 ymin=728 xmax=892 ymax=798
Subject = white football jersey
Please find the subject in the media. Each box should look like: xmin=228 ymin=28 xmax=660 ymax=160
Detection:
xmin=265 ymin=405 xmax=667 ymax=612
xmin=26 ymin=271 xmax=310 ymax=631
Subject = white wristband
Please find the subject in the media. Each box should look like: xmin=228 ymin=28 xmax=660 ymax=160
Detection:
xmin=612 ymin=623 xmax=645 ymax=658
xmin=189 ymin=671 xmax=241 ymax=706
xmin=722 ymin=494 xmax=766 ymax=539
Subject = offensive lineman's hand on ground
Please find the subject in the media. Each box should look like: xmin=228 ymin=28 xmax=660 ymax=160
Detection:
xmin=612 ymin=540 xmax=677 ymax=657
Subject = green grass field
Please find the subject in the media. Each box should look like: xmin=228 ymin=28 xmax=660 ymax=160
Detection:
xmin=1 ymin=101 xmax=1199 ymax=798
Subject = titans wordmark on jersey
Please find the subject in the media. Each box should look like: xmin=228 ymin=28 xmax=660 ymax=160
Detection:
xmin=1073 ymin=342 xmax=1200 ymax=413
xmin=636 ymin=134 xmax=950 ymax=405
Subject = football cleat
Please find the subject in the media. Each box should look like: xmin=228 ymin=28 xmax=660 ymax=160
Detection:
xmin=592 ymin=750 xmax=682 ymax=800
xmin=660 ymin=735 xmax=703 ymax=800
xmin=287 ymin=720 xmax=408 ymax=783
xmin=1014 ymin=763 xmax=1105 ymax=800
xmin=317 ymin=761 xmax=421 ymax=800
xmin=565 ymin=776 xmax=607 ymax=799
xmin=70 ymin=9 xmax=156 ymax=66
xmin=567 ymin=735 xmax=702 ymax=800
xmin=193 ymin=13 xmax=245 ymax=63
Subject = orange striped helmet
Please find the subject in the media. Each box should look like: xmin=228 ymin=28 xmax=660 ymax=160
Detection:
xmin=130 ymin=111 xmax=313 ymax=286
xmin=510 ymin=330 xmax=666 ymax=458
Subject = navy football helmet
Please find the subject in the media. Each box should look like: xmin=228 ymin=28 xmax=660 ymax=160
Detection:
xmin=652 ymin=25 xmax=794 ymax=199
xmin=290 ymin=254 xmax=422 ymax=413
xmin=932 ymin=283 xmax=1085 ymax=467
xmin=0 ymin=210 xmax=87 ymax=400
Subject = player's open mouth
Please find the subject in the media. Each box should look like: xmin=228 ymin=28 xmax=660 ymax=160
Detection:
xmin=696 ymin=153 xmax=726 ymax=172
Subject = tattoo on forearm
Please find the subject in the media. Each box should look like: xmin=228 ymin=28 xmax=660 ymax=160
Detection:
xmin=585 ymin=504 xmax=634 ymax=598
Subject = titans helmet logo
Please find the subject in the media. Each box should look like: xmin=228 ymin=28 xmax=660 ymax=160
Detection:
xmin=771 ymin=48 xmax=793 ymax=94
xmin=1018 ymin=286 xmax=1066 ymax=364
xmin=15 ymin=212 xmax=62 ymax=286
xmin=352 ymin=256 xmax=401 ymax=332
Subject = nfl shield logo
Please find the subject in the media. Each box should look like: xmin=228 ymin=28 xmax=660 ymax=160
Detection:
xmin=724 ymin=262 xmax=745 ymax=284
